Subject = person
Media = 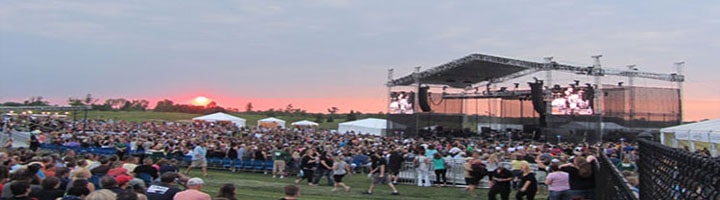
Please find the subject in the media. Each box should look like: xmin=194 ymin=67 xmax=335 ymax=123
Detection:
xmin=462 ymin=156 xmax=478 ymax=197
xmin=331 ymin=154 xmax=351 ymax=192
xmin=184 ymin=142 xmax=208 ymax=177
xmin=488 ymin=166 xmax=513 ymax=200
xmin=387 ymin=148 xmax=403 ymax=184
xmin=10 ymin=181 xmax=33 ymax=200
xmin=279 ymin=184 xmax=299 ymax=200
xmin=134 ymin=158 xmax=159 ymax=185
xmin=364 ymin=151 xmax=399 ymax=195
xmin=85 ymin=189 xmax=117 ymax=200
xmin=295 ymin=149 xmax=317 ymax=185
xmin=173 ymin=177 xmax=210 ymax=200
xmin=29 ymin=134 xmax=40 ymax=152
xmin=561 ymin=156 xmax=595 ymax=199
xmin=431 ymin=153 xmax=447 ymax=187
xmin=146 ymin=172 xmax=182 ymax=200
xmin=100 ymin=176 xmax=125 ymax=194
xmin=63 ymin=186 xmax=91 ymax=200
xmin=272 ymin=146 xmax=289 ymax=179
xmin=414 ymin=149 xmax=431 ymax=187
xmin=510 ymin=153 xmax=528 ymax=190
xmin=545 ymin=164 xmax=571 ymax=200
xmin=67 ymin=168 xmax=95 ymax=193
xmin=216 ymin=184 xmax=237 ymax=200
xmin=31 ymin=176 xmax=65 ymax=200
xmin=616 ymin=157 xmax=636 ymax=172
xmin=516 ymin=163 xmax=537 ymax=200
xmin=127 ymin=179 xmax=148 ymax=200
xmin=311 ymin=151 xmax=334 ymax=186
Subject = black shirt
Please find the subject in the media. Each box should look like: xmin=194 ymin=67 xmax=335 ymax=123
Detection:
xmin=319 ymin=155 xmax=333 ymax=170
xmin=371 ymin=157 xmax=387 ymax=174
xmin=561 ymin=166 xmax=595 ymax=190
xmin=31 ymin=188 xmax=65 ymax=200
xmin=300 ymin=156 xmax=316 ymax=170
xmin=388 ymin=152 xmax=404 ymax=170
xmin=519 ymin=173 xmax=538 ymax=192
xmin=134 ymin=164 xmax=159 ymax=179
xmin=492 ymin=168 xmax=513 ymax=188
xmin=146 ymin=183 xmax=183 ymax=200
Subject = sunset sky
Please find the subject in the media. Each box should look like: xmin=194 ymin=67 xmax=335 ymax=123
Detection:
xmin=1 ymin=1 xmax=719 ymax=121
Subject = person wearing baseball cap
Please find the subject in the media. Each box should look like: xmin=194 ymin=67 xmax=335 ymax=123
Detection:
xmin=173 ymin=177 xmax=210 ymax=200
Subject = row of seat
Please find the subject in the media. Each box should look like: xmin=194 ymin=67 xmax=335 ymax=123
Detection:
xmin=205 ymin=158 xmax=276 ymax=172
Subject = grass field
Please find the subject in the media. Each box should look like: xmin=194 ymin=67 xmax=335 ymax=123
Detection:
xmin=79 ymin=111 xmax=343 ymax=129
xmin=188 ymin=169 xmax=548 ymax=200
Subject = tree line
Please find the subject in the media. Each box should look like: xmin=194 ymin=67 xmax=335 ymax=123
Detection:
xmin=2 ymin=95 xmax=385 ymax=122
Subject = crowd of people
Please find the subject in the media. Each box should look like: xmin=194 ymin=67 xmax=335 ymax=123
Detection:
xmin=0 ymin=115 xmax=644 ymax=200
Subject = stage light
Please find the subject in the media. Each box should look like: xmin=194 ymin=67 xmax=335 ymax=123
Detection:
xmin=618 ymin=82 xmax=624 ymax=86
xmin=514 ymin=83 xmax=520 ymax=89
xmin=574 ymin=80 xmax=580 ymax=86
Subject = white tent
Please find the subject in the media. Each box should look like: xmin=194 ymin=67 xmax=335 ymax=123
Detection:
xmin=258 ymin=117 xmax=286 ymax=128
xmin=660 ymin=119 xmax=720 ymax=156
xmin=338 ymin=118 xmax=405 ymax=136
xmin=291 ymin=120 xmax=319 ymax=127
xmin=192 ymin=112 xmax=246 ymax=127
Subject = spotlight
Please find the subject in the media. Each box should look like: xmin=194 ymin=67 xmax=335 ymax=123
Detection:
xmin=514 ymin=83 xmax=520 ymax=89
xmin=618 ymin=82 xmax=624 ymax=86
xmin=574 ymin=80 xmax=580 ymax=86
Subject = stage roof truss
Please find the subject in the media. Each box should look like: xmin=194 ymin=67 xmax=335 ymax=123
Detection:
xmin=389 ymin=53 xmax=685 ymax=89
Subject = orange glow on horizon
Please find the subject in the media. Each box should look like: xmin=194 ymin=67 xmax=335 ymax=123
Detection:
xmin=192 ymin=96 xmax=210 ymax=106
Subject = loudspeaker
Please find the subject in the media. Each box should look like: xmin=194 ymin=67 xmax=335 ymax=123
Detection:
xmin=418 ymin=86 xmax=431 ymax=112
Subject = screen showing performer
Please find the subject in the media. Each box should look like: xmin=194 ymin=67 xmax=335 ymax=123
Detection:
xmin=551 ymin=87 xmax=593 ymax=115
xmin=389 ymin=91 xmax=415 ymax=114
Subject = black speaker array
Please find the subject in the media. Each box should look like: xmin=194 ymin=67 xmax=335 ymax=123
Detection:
xmin=418 ymin=86 xmax=431 ymax=112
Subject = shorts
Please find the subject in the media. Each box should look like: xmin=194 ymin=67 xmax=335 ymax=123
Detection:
xmin=333 ymin=174 xmax=346 ymax=183
xmin=389 ymin=167 xmax=401 ymax=176
xmin=465 ymin=177 xmax=479 ymax=185
xmin=372 ymin=173 xmax=390 ymax=185
xmin=191 ymin=159 xmax=207 ymax=167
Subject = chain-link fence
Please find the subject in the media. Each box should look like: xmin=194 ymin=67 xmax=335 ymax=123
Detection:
xmin=638 ymin=139 xmax=720 ymax=200
xmin=595 ymin=151 xmax=639 ymax=200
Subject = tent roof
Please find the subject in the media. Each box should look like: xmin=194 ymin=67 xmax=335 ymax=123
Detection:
xmin=192 ymin=112 xmax=246 ymax=122
xmin=339 ymin=118 xmax=387 ymax=128
xmin=291 ymin=120 xmax=319 ymax=126
xmin=259 ymin=117 xmax=286 ymax=123
xmin=560 ymin=121 xmax=626 ymax=130
xmin=661 ymin=119 xmax=720 ymax=133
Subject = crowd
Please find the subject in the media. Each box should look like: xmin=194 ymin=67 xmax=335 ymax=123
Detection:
xmin=0 ymin=116 xmax=643 ymax=200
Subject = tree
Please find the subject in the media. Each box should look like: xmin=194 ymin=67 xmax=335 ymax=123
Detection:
xmin=83 ymin=94 xmax=98 ymax=105
xmin=326 ymin=107 xmax=339 ymax=122
xmin=346 ymin=110 xmax=358 ymax=121
xmin=314 ymin=114 xmax=325 ymax=123
xmin=206 ymin=101 xmax=217 ymax=108
xmin=68 ymin=98 xmax=85 ymax=106
xmin=24 ymin=96 xmax=49 ymax=106
xmin=285 ymin=104 xmax=294 ymax=113
xmin=245 ymin=102 xmax=254 ymax=113
xmin=154 ymin=99 xmax=175 ymax=112
xmin=105 ymin=98 xmax=128 ymax=110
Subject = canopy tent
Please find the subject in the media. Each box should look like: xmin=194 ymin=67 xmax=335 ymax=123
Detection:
xmin=338 ymin=118 xmax=406 ymax=136
xmin=660 ymin=119 xmax=720 ymax=156
xmin=192 ymin=112 xmax=246 ymax=128
xmin=258 ymin=117 xmax=286 ymax=128
xmin=291 ymin=120 xmax=319 ymax=127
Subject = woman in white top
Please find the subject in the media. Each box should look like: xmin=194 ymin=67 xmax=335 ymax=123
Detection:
xmin=332 ymin=155 xmax=352 ymax=192
xmin=414 ymin=149 xmax=432 ymax=187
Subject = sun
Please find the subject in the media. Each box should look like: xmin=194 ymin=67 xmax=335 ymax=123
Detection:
xmin=192 ymin=96 xmax=210 ymax=106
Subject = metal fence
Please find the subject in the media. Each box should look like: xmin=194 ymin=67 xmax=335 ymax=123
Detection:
xmin=595 ymin=151 xmax=639 ymax=200
xmin=397 ymin=159 xmax=543 ymax=188
xmin=638 ymin=139 xmax=720 ymax=200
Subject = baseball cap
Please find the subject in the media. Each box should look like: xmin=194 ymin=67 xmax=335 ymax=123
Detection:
xmin=551 ymin=159 xmax=561 ymax=163
xmin=128 ymin=178 xmax=146 ymax=188
xmin=187 ymin=177 xmax=205 ymax=186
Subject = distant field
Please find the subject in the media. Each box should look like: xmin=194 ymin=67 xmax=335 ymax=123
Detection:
xmin=191 ymin=169 xmax=548 ymax=200
xmin=80 ymin=111 xmax=343 ymax=129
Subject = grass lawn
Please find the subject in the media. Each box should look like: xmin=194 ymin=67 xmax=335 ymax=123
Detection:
xmin=187 ymin=169 xmax=548 ymax=200
xmin=79 ymin=111 xmax=343 ymax=129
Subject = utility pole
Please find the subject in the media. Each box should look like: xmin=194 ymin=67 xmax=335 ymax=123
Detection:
xmin=675 ymin=62 xmax=685 ymax=124
xmin=592 ymin=55 xmax=604 ymax=143
xmin=627 ymin=65 xmax=637 ymax=128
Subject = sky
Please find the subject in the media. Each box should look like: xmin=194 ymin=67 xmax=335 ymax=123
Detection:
xmin=0 ymin=0 xmax=718 ymax=121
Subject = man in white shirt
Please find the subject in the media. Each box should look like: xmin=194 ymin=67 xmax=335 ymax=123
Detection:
xmin=184 ymin=142 xmax=208 ymax=177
